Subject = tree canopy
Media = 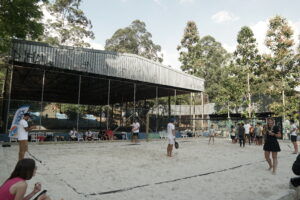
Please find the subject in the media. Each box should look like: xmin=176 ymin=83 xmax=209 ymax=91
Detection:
xmin=105 ymin=20 xmax=163 ymax=63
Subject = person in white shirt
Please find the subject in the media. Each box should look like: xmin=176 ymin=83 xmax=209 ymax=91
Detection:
xmin=244 ymin=123 xmax=251 ymax=145
xmin=131 ymin=118 xmax=140 ymax=144
xmin=18 ymin=113 xmax=34 ymax=160
xmin=290 ymin=119 xmax=299 ymax=154
xmin=69 ymin=128 xmax=78 ymax=141
xmin=85 ymin=129 xmax=93 ymax=141
xmin=167 ymin=118 xmax=176 ymax=157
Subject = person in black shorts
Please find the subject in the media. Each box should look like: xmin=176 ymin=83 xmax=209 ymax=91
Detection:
xmin=289 ymin=119 xmax=298 ymax=154
xmin=263 ymin=117 xmax=281 ymax=175
xmin=238 ymin=123 xmax=245 ymax=147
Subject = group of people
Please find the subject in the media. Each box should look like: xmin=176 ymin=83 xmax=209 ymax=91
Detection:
xmin=2 ymin=112 xmax=299 ymax=198
xmin=68 ymin=128 xmax=114 ymax=141
xmin=229 ymin=122 xmax=264 ymax=146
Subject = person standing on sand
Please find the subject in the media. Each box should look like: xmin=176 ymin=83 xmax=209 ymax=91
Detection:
xmin=263 ymin=117 xmax=281 ymax=175
xmin=131 ymin=118 xmax=140 ymax=144
xmin=244 ymin=122 xmax=251 ymax=145
xmin=238 ymin=123 xmax=245 ymax=147
xmin=167 ymin=118 xmax=176 ymax=157
xmin=208 ymin=125 xmax=215 ymax=144
xmin=289 ymin=119 xmax=299 ymax=154
xmin=18 ymin=113 xmax=35 ymax=161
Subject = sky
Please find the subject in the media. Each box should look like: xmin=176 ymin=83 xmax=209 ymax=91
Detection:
xmin=78 ymin=0 xmax=300 ymax=70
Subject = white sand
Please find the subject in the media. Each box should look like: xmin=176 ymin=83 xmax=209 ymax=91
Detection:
xmin=0 ymin=138 xmax=297 ymax=200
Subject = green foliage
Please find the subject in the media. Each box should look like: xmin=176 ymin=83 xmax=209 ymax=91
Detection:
xmin=177 ymin=21 xmax=230 ymax=105
xmin=43 ymin=0 xmax=94 ymax=47
xmin=264 ymin=16 xmax=298 ymax=116
xmin=177 ymin=21 xmax=200 ymax=74
xmin=235 ymin=26 xmax=260 ymax=71
xmin=105 ymin=20 xmax=163 ymax=63
xmin=214 ymin=63 xmax=246 ymax=114
xmin=0 ymin=0 xmax=44 ymax=53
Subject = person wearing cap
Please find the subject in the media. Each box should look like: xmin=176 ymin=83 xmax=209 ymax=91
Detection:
xmin=167 ymin=118 xmax=176 ymax=157
xmin=18 ymin=113 xmax=35 ymax=160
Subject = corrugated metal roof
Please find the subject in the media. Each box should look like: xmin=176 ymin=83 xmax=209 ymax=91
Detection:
xmin=10 ymin=40 xmax=204 ymax=92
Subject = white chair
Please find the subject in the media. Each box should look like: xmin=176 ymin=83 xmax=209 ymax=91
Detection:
xmin=93 ymin=132 xmax=99 ymax=141
xmin=181 ymin=131 xmax=188 ymax=138
xmin=159 ymin=131 xmax=167 ymax=139
xmin=10 ymin=137 xmax=18 ymax=142
xmin=121 ymin=132 xmax=128 ymax=140
xmin=31 ymin=134 xmax=39 ymax=142
xmin=77 ymin=133 xmax=84 ymax=141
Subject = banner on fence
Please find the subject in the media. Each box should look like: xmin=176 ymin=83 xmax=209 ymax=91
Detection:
xmin=9 ymin=105 xmax=30 ymax=138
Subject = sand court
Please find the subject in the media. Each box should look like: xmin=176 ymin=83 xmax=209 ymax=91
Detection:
xmin=0 ymin=138 xmax=297 ymax=200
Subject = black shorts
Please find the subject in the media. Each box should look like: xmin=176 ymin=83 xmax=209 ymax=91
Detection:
xmin=256 ymin=136 xmax=262 ymax=139
xmin=291 ymin=135 xmax=297 ymax=142
xmin=133 ymin=132 xmax=139 ymax=136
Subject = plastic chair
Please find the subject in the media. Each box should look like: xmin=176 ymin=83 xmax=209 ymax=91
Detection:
xmin=31 ymin=134 xmax=39 ymax=142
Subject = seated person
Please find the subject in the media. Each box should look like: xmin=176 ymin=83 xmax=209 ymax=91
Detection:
xmin=85 ymin=129 xmax=93 ymax=141
xmin=98 ymin=131 xmax=108 ymax=140
xmin=92 ymin=132 xmax=98 ymax=140
xmin=69 ymin=128 xmax=77 ymax=141
xmin=0 ymin=158 xmax=60 ymax=200
xmin=106 ymin=129 xmax=114 ymax=140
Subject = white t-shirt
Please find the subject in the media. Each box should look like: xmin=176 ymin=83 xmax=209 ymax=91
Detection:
xmin=209 ymin=128 xmax=215 ymax=136
xmin=132 ymin=122 xmax=140 ymax=133
xmin=70 ymin=130 xmax=77 ymax=137
xmin=167 ymin=123 xmax=175 ymax=137
xmin=18 ymin=119 xmax=28 ymax=140
xmin=244 ymin=124 xmax=251 ymax=134
xmin=291 ymin=124 xmax=298 ymax=136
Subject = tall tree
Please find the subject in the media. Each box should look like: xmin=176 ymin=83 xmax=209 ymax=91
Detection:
xmin=105 ymin=20 xmax=163 ymax=63
xmin=265 ymin=15 xmax=297 ymax=118
xmin=234 ymin=26 xmax=261 ymax=117
xmin=197 ymin=36 xmax=229 ymax=102
xmin=0 ymin=0 xmax=45 ymax=98
xmin=43 ymin=0 xmax=94 ymax=47
xmin=177 ymin=21 xmax=200 ymax=74
xmin=0 ymin=0 xmax=44 ymax=53
xmin=214 ymin=63 xmax=245 ymax=115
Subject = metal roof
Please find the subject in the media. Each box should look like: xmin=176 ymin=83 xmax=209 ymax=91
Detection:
xmin=10 ymin=40 xmax=204 ymax=92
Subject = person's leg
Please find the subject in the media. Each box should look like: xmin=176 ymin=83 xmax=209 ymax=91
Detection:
xmin=169 ymin=144 xmax=173 ymax=157
xmin=18 ymin=140 xmax=28 ymax=160
xmin=264 ymin=151 xmax=272 ymax=170
xmin=208 ymin=136 xmax=211 ymax=144
xmin=293 ymin=141 xmax=298 ymax=153
xmin=242 ymin=137 xmax=245 ymax=147
xmin=248 ymin=135 xmax=251 ymax=145
xmin=239 ymin=138 xmax=242 ymax=147
xmin=212 ymin=136 xmax=214 ymax=144
xmin=271 ymin=152 xmax=278 ymax=174
xmin=167 ymin=144 xmax=170 ymax=156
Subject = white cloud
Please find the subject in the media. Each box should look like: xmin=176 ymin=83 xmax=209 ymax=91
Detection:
xmin=178 ymin=0 xmax=195 ymax=4
xmin=161 ymin=49 xmax=181 ymax=71
xmin=250 ymin=20 xmax=271 ymax=54
xmin=89 ymin=41 xmax=104 ymax=50
xmin=211 ymin=11 xmax=239 ymax=24
xmin=223 ymin=43 xmax=236 ymax=53
xmin=250 ymin=19 xmax=300 ymax=54
xmin=153 ymin=0 xmax=162 ymax=6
